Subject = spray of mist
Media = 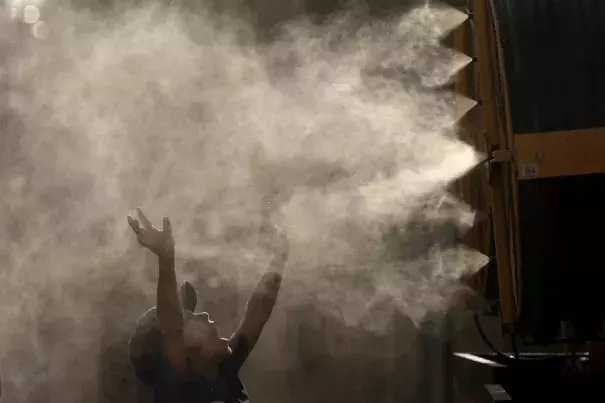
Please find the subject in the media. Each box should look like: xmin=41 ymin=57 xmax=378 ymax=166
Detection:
xmin=0 ymin=1 xmax=487 ymax=401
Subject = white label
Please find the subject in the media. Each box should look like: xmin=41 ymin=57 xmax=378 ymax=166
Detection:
xmin=520 ymin=163 xmax=539 ymax=178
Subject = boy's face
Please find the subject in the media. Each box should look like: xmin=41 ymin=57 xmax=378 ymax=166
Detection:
xmin=183 ymin=311 xmax=231 ymax=359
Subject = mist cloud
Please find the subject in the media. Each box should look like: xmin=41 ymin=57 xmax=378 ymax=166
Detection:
xmin=0 ymin=1 xmax=486 ymax=400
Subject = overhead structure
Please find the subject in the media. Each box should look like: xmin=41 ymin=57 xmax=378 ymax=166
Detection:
xmin=455 ymin=0 xmax=605 ymax=342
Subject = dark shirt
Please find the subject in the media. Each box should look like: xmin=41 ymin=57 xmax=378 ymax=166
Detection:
xmin=153 ymin=336 xmax=251 ymax=403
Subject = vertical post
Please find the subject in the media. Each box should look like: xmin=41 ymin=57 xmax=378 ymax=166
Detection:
xmin=473 ymin=0 xmax=517 ymax=329
xmin=487 ymin=0 xmax=522 ymax=306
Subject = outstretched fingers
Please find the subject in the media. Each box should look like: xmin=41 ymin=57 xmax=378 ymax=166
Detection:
xmin=136 ymin=207 xmax=154 ymax=229
xmin=127 ymin=215 xmax=142 ymax=234
xmin=162 ymin=217 xmax=172 ymax=234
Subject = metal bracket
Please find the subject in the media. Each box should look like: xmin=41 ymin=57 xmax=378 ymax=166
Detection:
xmin=486 ymin=149 xmax=513 ymax=186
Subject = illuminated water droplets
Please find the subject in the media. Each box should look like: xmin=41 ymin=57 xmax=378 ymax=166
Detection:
xmin=32 ymin=20 xmax=49 ymax=39
xmin=23 ymin=5 xmax=40 ymax=24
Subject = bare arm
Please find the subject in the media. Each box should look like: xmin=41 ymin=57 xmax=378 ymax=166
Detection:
xmin=128 ymin=208 xmax=187 ymax=372
xmin=156 ymin=253 xmax=188 ymax=371
xmin=231 ymin=225 xmax=289 ymax=351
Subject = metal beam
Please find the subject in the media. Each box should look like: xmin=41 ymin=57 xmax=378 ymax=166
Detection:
xmin=515 ymin=128 xmax=605 ymax=180
xmin=473 ymin=0 xmax=517 ymax=329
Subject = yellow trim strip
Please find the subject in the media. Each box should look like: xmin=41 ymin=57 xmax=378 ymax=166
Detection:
xmin=514 ymin=128 xmax=605 ymax=180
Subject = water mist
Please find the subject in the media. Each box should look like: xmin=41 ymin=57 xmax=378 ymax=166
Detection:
xmin=0 ymin=1 xmax=487 ymax=401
